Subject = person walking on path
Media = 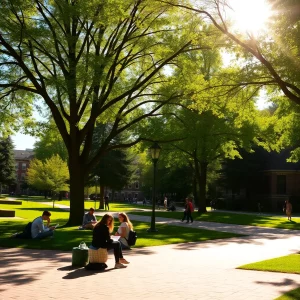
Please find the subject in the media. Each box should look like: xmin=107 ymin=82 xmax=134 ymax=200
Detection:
xmin=92 ymin=213 xmax=129 ymax=269
xmin=104 ymin=196 xmax=109 ymax=210
xmin=186 ymin=197 xmax=194 ymax=223
xmin=285 ymin=199 xmax=292 ymax=221
xmin=164 ymin=197 xmax=168 ymax=209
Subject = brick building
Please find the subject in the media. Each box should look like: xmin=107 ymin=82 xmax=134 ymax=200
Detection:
xmin=13 ymin=149 xmax=34 ymax=194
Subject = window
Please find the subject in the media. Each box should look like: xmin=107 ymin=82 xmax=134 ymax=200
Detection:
xmin=21 ymin=173 xmax=26 ymax=181
xmin=276 ymin=175 xmax=286 ymax=194
xmin=15 ymin=163 xmax=19 ymax=170
xmin=128 ymin=184 xmax=132 ymax=189
xmin=135 ymin=181 xmax=139 ymax=189
xmin=22 ymin=163 xmax=27 ymax=170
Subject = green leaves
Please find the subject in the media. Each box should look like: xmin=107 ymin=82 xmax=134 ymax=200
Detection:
xmin=27 ymin=155 xmax=69 ymax=193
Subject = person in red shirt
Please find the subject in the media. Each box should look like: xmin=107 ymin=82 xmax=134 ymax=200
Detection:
xmin=186 ymin=197 xmax=194 ymax=223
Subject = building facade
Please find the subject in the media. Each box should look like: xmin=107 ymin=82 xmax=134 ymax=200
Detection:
xmin=13 ymin=149 xmax=34 ymax=194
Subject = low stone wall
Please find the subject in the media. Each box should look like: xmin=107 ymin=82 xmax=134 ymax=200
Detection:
xmin=0 ymin=200 xmax=22 ymax=205
xmin=0 ymin=209 xmax=15 ymax=217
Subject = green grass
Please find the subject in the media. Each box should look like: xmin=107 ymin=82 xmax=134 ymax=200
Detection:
xmin=55 ymin=200 xmax=152 ymax=212
xmin=0 ymin=201 xmax=241 ymax=251
xmin=275 ymin=288 xmax=300 ymax=300
xmin=238 ymin=254 xmax=300 ymax=300
xmin=237 ymin=254 xmax=300 ymax=274
xmin=133 ymin=211 xmax=300 ymax=230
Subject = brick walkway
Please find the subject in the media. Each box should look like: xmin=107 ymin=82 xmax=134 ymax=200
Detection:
xmin=1 ymin=212 xmax=300 ymax=300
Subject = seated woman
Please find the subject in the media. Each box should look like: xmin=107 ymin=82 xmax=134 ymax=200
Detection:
xmin=114 ymin=212 xmax=133 ymax=249
xmin=92 ymin=213 xmax=129 ymax=269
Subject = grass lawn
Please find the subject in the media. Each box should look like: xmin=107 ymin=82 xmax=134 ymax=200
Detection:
xmin=56 ymin=200 xmax=153 ymax=212
xmin=237 ymin=254 xmax=300 ymax=274
xmin=0 ymin=201 xmax=241 ymax=251
xmin=132 ymin=211 xmax=300 ymax=230
xmin=275 ymin=288 xmax=300 ymax=300
xmin=238 ymin=254 xmax=300 ymax=300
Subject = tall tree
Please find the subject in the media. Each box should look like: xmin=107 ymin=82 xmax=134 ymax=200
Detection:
xmin=0 ymin=137 xmax=16 ymax=194
xmin=0 ymin=0 xmax=205 ymax=224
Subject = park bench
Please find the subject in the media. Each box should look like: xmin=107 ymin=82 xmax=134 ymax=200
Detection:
xmin=0 ymin=199 xmax=22 ymax=205
xmin=0 ymin=209 xmax=15 ymax=217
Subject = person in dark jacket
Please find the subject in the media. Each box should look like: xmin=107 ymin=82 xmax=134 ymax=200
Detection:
xmin=92 ymin=213 xmax=129 ymax=269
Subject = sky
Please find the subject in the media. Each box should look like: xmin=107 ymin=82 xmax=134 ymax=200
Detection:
xmin=12 ymin=132 xmax=37 ymax=150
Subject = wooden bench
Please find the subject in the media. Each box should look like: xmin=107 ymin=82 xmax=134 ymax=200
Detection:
xmin=0 ymin=200 xmax=22 ymax=205
xmin=0 ymin=209 xmax=15 ymax=217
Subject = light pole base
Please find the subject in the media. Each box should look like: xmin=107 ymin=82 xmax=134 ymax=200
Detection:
xmin=147 ymin=228 xmax=158 ymax=233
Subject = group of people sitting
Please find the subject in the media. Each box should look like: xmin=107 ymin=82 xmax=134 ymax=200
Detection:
xmin=19 ymin=208 xmax=133 ymax=269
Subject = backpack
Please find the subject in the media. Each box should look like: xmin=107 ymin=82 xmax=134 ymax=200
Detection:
xmin=126 ymin=230 xmax=137 ymax=246
xmin=14 ymin=222 xmax=32 ymax=239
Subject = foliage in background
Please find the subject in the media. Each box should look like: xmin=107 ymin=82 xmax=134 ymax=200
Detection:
xmin=27 ymin=155 xmax=69 ymax=197
xmin=34 ymin=120 xmax=68 ymax=161
xmin=0 ymin=136 xmax=16 ymax=193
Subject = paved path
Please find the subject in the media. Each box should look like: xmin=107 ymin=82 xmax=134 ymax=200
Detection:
xmin=1 ymin=203 xmax=300 ymax=299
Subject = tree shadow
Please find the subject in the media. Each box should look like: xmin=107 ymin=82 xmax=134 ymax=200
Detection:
xmin=255 ymin=277 xmax=298 ymax=287
xmin=0 ymin=247 xmax=71 ymax=289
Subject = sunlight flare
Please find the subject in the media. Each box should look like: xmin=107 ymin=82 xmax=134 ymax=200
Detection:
xmin=228 ymin=0 xmax=273 ymax=35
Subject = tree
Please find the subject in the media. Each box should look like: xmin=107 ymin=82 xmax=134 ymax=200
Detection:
xmin=27 ymin=155 xmax=69 ymax=197
xmin=0 ymin=137 xmax=16 ymax=194
xmin=170 ymin=0 xmax=300 ymax=105
xmin=0 ymin=0 xmax=204 ymax=224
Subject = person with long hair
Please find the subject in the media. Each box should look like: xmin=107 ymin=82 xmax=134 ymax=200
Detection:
xmin=286 ymin=199 xmax=292 ymax=221
xmin=92 ymin=213 xmax=129 ymax=269
xmin=114 ymin=212 xmax=133 ymax=249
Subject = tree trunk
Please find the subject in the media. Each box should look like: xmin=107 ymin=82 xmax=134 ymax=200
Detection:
xmin=67 ymin=157 xmax=85 ymax=226
xmin=192 ymin=174 xmax=198 ymax=205
xmin=99 ymin=184 xmax=105 ymax=209
xmin=198 ymin=162 xmax=208 ymax=213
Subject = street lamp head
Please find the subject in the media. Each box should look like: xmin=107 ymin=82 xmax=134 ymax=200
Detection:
xmin=149 ymin=142 xmax=161 ymax=161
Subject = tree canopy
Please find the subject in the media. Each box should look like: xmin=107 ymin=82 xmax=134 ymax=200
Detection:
xmin=0 ymin=0 xmax=209 ymax=224
xmin=27 ymin=155 xmax=69 ymax=195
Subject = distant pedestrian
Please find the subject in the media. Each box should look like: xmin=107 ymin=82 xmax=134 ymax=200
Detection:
xmin=104 ymin=196 xmax=109 ymax=210
xmin=285 ymin=199 xmax=292 ymax=221
xmin=186 ymin=197 xmax=194 ymax=223
xmin=164 ymin=197 xmax=167 ymax=209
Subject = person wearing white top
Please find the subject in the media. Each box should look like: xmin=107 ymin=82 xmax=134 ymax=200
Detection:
xmin=114 ymin=212 xmax=133 ymax=249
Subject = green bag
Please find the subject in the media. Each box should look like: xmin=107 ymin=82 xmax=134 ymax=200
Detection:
xmin=72 ymin=242 xmax=89 ymax=267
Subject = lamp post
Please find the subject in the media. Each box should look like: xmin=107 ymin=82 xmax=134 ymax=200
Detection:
xmin=94 ymin=175 xmax=99 ymax=208
xmin=147 ymin=142 xmax=161 ymax=232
